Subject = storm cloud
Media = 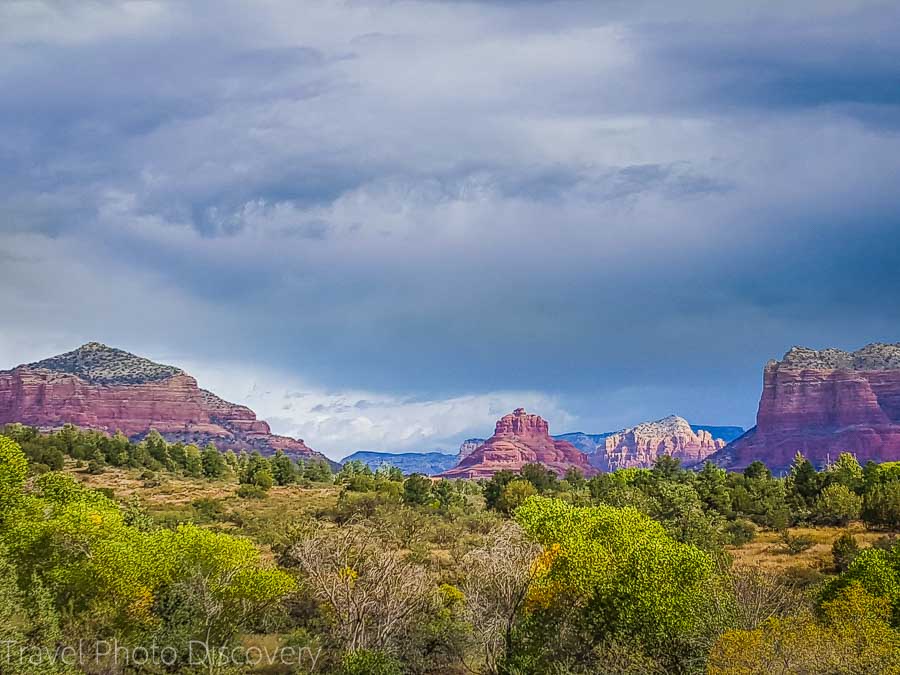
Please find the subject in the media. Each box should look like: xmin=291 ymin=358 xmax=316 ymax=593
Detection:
xmin=2 ymin=0 xmax=899 ymax=456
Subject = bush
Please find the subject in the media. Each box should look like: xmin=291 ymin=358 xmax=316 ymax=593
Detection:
xmin=777 ymin=530 xmax=815 ymax=555
xmin=831 ymin=532 xmax=859 ymax=572
xmin=192 ymin=497 xmax=227 ymax=522
xmin=237 ymin=484 xmax=269 ymax=499
xmin=872 ymin=534 xmax=898 ymax=551
xmin=341 ymin=649 xmax=402 ymax=675
xmin=496 ymin=479 xmax=537 ymax=514
xmin=29 ymin=462 xmax=51 ymax=475
xmin=252 ymin=469 xmax=275 ymax=490
xmin=0 ymin=436 xmax=28 ymax=510
xmin=346 ymin=473 xmax=376 ymax=493
xmin=814 ymin=484 xmax=862 ymax=525
xmin=820 ymin=545 xmax=900 ymax=625
xmin=403 ymin=474 xmax=434 ymax=505
xmin=862 ymin=481 xmax=900 ymax=528
xmin=512 ymin=497 xmax=714 ymax=672
xmin=86 ymin=459 xmax=105 ymax=474
xmin=724 ymin=519 xmax=757 ymax=547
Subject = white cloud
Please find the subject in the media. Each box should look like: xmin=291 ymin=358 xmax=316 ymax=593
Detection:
xmin=177 ymin=358 xmax=575 ymax=459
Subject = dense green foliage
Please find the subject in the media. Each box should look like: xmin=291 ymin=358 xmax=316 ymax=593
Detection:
xmin=512 ymin=497 xmax=714 ymax=671
xmin=1 ymin=426 xmax=899 ymax=673
xmin=0 ymin=435 xmax=296 ymax=673
xmin=1 ymin=422 xmax=336 ymax=491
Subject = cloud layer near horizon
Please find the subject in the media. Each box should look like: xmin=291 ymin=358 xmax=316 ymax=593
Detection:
xmin=2 ymin=1 xmax=899 ymax=456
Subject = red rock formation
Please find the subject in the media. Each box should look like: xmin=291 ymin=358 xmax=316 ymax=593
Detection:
xmin=712 ymin=343 xmax=900 ymax=472
xmin=0 ymin=342 xmax=326 ymax=461
xmin=441 ymin=408 xmax=595 ymax=479
xmin=590 ymin=415 xmax=725 ymax=471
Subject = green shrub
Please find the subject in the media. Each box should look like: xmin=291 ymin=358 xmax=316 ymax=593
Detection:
xmin=862 ymin=481 xmax=900 ymax=528
xmin=192 ymin=497 xmax=227 ymax=522
xmin=872 ymin=534 xmax=899 ymax=551
xmin=831 ymin=532 xmax=859 ymax=572
xmin=820 ymin=542 xmax=900 ymax=625
xmin=724 ymin=519 xmax=757 ymax=547
xmin=496 ymin=479 xmax=537 ymax=514
xmin=347 ymin=473 xmax=376 ymax=493
xmin=86 ymin=459 xmax=105 ymax=474
xmin=777 ymin=529 xmax=815 ymax=555
xmin=341 ymin=649 xmax=402 ymax=675
xmin=237 ymin=483 xmax=269 ymax=499
xmin=402 ymin=474 xmax=434 ymax=505
xmin=814 ymin=484 xmax=862 ymax=525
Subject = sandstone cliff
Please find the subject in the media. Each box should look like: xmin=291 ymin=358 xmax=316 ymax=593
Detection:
xmin=589 ymin=415 xmax=726 ymax=471
xmin=440 ymin=408 xmax=595 ymax=479
xmin=711 ymin=343 xmax=900 ymax=472
xmin=0 ymin=342 xmax=326 ymax=461
xmin=457 ymin=438 xmax=485 ymax=461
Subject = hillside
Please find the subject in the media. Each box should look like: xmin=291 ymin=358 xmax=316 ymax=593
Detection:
xmin=0 ymin=342 xmax=329 ymax=462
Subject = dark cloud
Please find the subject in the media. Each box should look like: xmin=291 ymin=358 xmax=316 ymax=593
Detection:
xmin=1 ymin=0 xmax=898 ymax=446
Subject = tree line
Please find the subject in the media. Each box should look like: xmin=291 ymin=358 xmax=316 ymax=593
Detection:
xmin=1 ymin=425 xmax=900 ymax=673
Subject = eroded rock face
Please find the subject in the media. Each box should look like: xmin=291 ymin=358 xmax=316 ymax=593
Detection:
xmin=590 ymin=415 xmax=726 ymax=471
xmin=457 ymin=438 xmax=485 ymax=461
xmin=711 ymin=343 xmax=900 ymax=472
xmin=441 ymin=408 xmax=595 ymax=479
xmin=0 ymin=342 xmax=326 ymax=461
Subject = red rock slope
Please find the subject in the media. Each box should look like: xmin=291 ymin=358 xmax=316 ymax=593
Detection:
xmin=590 ymin=415 xmax=726 ymax=471
xmin=441 ymin=408 xmax=595 ymax=479
xmin=0 ymin=342 xmax=326 ymax=461
xmin=711 ymin=343 xmax=900 ymax=472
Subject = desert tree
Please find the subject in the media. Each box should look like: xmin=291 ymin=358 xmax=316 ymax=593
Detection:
xmin=461 ymin=522 xmax=541 ymax=673
xmin=284 ymin=522 xmax=431 ymax=653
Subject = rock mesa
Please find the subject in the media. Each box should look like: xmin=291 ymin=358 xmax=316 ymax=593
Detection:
xmin=0 ymin=342 xmax=327 ymax=461
xmin=711 ymin=343 xmax=900 ymax=472
xmin=441 ymin=408 xmax=595 ymax=479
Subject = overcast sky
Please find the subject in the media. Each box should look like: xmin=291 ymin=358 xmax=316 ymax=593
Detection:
xmin=2 ymin=1 xmax=899 ymax=459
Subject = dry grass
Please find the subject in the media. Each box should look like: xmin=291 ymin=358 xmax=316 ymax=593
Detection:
xmin=65 ymin=463 xmax=888 ymax=580
xmin=63 ymin=463 xmax=340 ymax=540
xmin=727 ymin=523 xmax=884 ymax=572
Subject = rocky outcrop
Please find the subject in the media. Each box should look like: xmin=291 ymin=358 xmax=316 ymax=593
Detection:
xmin=0 ymin=342 xmax=327 ymax=461
xmin=690 ymin=425 xmax=745 ymax=444
xmin=588 ymin=415 xmax=726 ymax=471
xmin=457 ymin=438 xmax=485 ymax=461
xmin=440 ymin=408 xmax=595 ymax=479
xmin=711 ymin=343 xmax=900 ymax=472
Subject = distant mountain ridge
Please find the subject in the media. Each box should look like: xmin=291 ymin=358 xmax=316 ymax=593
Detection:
xmin=340 ymin=451 xmax=458 ymax=475
xmin=0 ymin=342 xmax=330 ymax=464
xmin=552 ymin=431 xmax=616 ymax=454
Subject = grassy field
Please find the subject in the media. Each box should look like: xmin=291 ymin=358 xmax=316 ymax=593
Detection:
xmin=66 ymin=461 xmax=890 ymax=580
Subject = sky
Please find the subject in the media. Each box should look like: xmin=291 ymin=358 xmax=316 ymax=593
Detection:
xmin=2 ymin=0 xmax=900 ymax=459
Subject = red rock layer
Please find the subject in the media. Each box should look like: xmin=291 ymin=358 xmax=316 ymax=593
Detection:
xmin=590 ymin=415 xmax=725 ymax=471
xmin=0 ymin=365 xmax=322 ymax=460
xmin=441 ymin=408 xmax=595 ymax=479
xmin=713 ymin=344 xmax=900 ymax=472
